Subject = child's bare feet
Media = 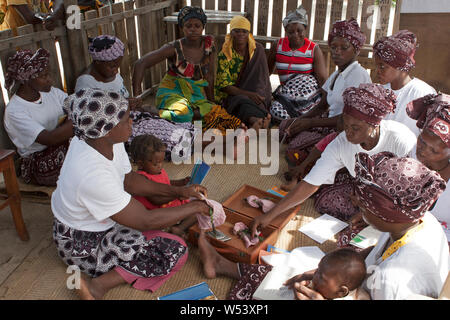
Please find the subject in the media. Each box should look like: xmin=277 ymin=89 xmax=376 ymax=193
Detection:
xmin=170 ymin=225 xmax=188 ymax=240
xmin=198 ymin=230 xmax=220 ymax=279
xmin=263 ymin=114 xmax=272 ymax=129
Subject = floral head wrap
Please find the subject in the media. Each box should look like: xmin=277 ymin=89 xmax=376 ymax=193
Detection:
xmin=88 ymin=35 xmax=125 ymax=62
xmin=354 ymin=152 xmax=446 ymax=223
xmin=328 ymin=18 xmax=366 ymax=51
xmin=343 ymin=83 xmax=397 ymax=126
xmin=64 ymin=88 xmax=129 ymax=140
xmin=177 ymin=6 xmax=207 ymax=27
xmin=373 ymin=30 xmax=417 ymax=72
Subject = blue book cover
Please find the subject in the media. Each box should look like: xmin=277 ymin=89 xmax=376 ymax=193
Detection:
xmin=157 ymin=282 xmax=217 ymax=300
xmin=188 ymin=160 xmax=211 ymax=185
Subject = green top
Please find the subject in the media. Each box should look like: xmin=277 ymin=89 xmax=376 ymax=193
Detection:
xmin=214 ymin=48 xmax=244 ymax=104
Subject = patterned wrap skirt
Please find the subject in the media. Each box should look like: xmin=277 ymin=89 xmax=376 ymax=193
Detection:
xmin=227 ymin=263 xmax=273 ymax=300
xmin=270 ymin=74 xmax=322 ymax=123
xmin=53 ymin=219 xmax=188 ymax=292
xmin=20 ymin=141 xmax=69 ymax=187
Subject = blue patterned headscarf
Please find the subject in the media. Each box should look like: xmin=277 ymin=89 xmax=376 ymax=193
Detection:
xmin=177 ymin=6 xmax=207 ymax=27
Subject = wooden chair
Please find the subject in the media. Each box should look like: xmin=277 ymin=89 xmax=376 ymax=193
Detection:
xmin=0 ymin=149 xmax=29 ymax=241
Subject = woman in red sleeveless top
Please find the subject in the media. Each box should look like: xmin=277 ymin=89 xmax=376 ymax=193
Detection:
xmin=267 ymin=5 xmax=327 ymax=123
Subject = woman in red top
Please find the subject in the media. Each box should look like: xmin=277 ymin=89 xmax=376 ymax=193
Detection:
xmin=267 ymin=5 xmax=327 ymax=122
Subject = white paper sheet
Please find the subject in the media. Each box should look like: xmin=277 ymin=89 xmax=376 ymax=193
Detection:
xmin=298 ymin=214 xmax=348 ymax=244
xmin=349 ymin=226 xmax=382 ymax=249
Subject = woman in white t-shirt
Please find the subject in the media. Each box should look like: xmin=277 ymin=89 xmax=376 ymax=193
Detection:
xmin=3 ymin=48 xmax=74 ymax=186
xmin=354 ymin=152 xmax=448 ymax=300
xmin=373 ymin=30 xmax=436 ymax=137
xmin=250 ymin=83 xmax=417 ymax=237
xmin=280 ymin=18 xmax=371 ymax=180
xmin=51 ymin=89 xmax=211 ymax=300
xmin=407 ymin=93 xmax=450 ymax=245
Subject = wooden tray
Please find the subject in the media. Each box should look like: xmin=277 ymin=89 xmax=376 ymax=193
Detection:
xmin=188 ymin=184 xmax=301 ymax=264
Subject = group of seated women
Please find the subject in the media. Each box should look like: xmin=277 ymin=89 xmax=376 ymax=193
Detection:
xmin=2 ymin=5 xmax=449 ymax=300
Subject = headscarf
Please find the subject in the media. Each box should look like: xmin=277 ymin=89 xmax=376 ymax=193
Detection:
xmin=282 ymin=5 xmax=308 ymax=28
xmin=64 ymin=88 xmax=129 ymax=140
xmin=4 ymin=48 xmax=50 ymax=92
xmin=343 ymin=83 xmax=397 ymax=126
xmin=88 ymin=35 xmax=125 ymax=62
xmin=222 ymin=16 xmax=256 ymax=61
xmin=328 ymin=18 xmax=366 ymax=51
xmin=373 ymin=30 xmax=417 ymax=72
xmin=177 ymin=6 xmax=207 ymax=27
xmin=354 ymin=152 xmax=446 ymax=223
xmin=407 ymin=93 xmax=450 ymax=148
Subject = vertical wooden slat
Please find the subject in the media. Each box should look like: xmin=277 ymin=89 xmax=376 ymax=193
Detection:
xmin=190 ymin=0 xmax=201 ymax=7
xmin=0 ymin=29 xmax=16 ymax=150
xmin=15 ymin=25 xmax=37 ymax=51
xmin=136 ymin=0 xmax=154 ymax=89
xmin=231 ymin=0 xmax=241 ymax=11
xmin=271 ymin=0 xmax=284 ymax=37
xmin=99 ymin=5 xmax=114 ymax=36
xmin=35 ymin=25 xmax=63 ymax=90
xmin=217 ymin=0 xmax=228 ymax=51
xmin=346 ymin=0 xmax=360 ymax=20
xmin=312 ymin=0 xmax=328 ymax=41
xmin=257 ymin=0 xmax=270 ymax=37
xmin=328 ymin=0 xmax=344 ymax=35
xmin=300 ymin=0 xmax=313 ymax=37
xmin=112 ymin=2 xmax=131 ymax=93
xmin=244 ymin=0 xmax=255 ymax=28
xmin=204 ymin=0 xmax=215 ymax=35
xmin=124 ymin=0 xmax=139 ymax=95
xmin=154 ymin=0 xmax=167 ymax=83
xmin=360 ymin=0 xmax=375 ymax=45
xmin=84 ymin=10 xmax=99 ymax=39
xmin=392 ymin=0 xmax=402 ymax=34
xmin=55 ymin=21 xmax=76 ymax=93
xmin=374 ymin=0 xmax=392 ymax=42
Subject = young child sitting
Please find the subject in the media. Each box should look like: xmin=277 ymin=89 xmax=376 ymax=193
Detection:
xmin=129 ymin=134 xmax=197 ymax=238
xmin=285 ymin=248 xmax=369 ymax=300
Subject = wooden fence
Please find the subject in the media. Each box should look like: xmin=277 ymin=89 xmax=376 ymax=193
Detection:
xmin=0 ymin=0 xmax=402 ymax=149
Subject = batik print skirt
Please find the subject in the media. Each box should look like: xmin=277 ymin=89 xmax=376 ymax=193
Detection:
xmin=53 ymin=219 xmax=188 ymax=292
xmin=20 ymin=141 xmax=69 ymax=187
xmin=228 ymin=264 xmax=273 ymax=300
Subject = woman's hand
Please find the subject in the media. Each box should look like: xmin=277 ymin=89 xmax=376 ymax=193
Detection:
xmin=250 ymin=214 xmax=272 ymax=238
xmin=284 ymin=270 xmax=315 ymax=288
xmin=286 ymin=119 xmax=311 ymax=137
xmin=349 ymin=212 xmax=368 ymax=230
xmin=245 ymin=91 xmax=265 ymax=105
xmin=178 ymin=184 xmax=208 ymax=201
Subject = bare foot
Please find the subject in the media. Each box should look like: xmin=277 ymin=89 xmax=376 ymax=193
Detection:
xmin=281 ymin=178 xmax=298 ymax=192
xmin=76 ymin=275 xmax=97 ymax=300
xmin=263 ymin=114 xmax=272 ymax=129
xmin=198 ymin=230 xmax=220 ymax=279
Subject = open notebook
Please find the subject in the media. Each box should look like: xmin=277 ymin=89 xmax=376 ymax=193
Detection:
xmin=253 ymin=247 xmax=325 ymax=300
xmin=188 ymin=160 xmax=211 ymax=185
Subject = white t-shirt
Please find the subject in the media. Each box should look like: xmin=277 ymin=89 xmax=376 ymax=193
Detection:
xmin=364 ymin=212 xmax=449 ymax=300
xmin=322 ymin=61 xmax=372 ymax=117
xmin=51 ymin=137 xmax=132 ymax=232
xmin=3 ymin=87 xmax=67 ymax=157
xmin=304 ymin=120 xmax=417 ymax=186
xmin=384 ymin=78 xmax=436 ymax=137
xmin=75 ymin=73 xmax=129 ymax=98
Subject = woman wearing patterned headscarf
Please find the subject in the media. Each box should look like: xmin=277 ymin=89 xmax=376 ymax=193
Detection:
xmin=340 ymin=93 xmax=450 ymax=249
xmin=407 ymin=93 xmax=450 ymax=244
xmin=374 ymin=30 xmax=436 ymax=137
xmin=251 ymin=83 xmax=417 ymax=238
xmin=353 ymin=152 xmax=449 ymax=300
xmin=132 ymin=7 xmax=243 ymax=142
xmin=51 ymin=88 xmax=212 ymax=300
xmin=280 ymin=18 xmax=372 ymax=184
xmin=214 ymin=15 xmax=272 ymax=130
xmin=3 ymin=48 xmax=73 ymax=186
xmin=267 ymin=5 xmax=327 ymax=122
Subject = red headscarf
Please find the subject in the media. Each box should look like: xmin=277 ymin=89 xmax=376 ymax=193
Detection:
xmin=407 ymin=93 xmax=450 ymax=148
xmin=5 ymin=48 xmax=50 ymax=92
xmin=343 ymin=83 xmax=397 ymax=126
xmin=328 ymin=18 xmax=366 ymax=51
xmin=354 ymin=152 xmax=446 ymax=223
xmin=373 ymin=30 xmax=417 ymax=72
